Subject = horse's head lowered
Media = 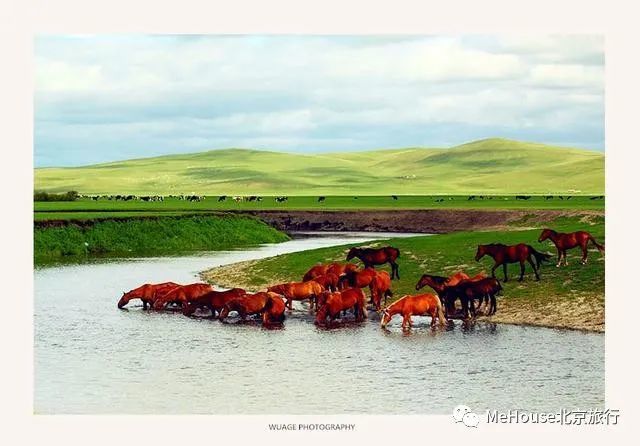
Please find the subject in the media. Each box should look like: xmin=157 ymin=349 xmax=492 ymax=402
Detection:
xmin=117 ymin=289 xmax=138 ymax=308
xmin=538 ymin=228 xmax=556 ymax=243
xmin=346 ymin=247 xmax=360 ymax=261
xmin=380 ymin=307 xmax=393 ymax=329
xmin=474 ymin=245 xmax=487 ymax=261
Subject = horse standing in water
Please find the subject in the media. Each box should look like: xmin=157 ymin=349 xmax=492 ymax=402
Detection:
xmin=380 ymin=294 xmax=446 ymax=330
xmin=267 ymin=281 xmax=324 ymax=311
xmin=370 ymin=271 xmax=393 ymax=311
xmin=475 ymin=243 xmax=551 ymax=282
xmin=346 ymin=246 xmax=400 ymax=279
xmin=415 ymin=272 xmax=486 ymax=316
xmin=262 ymin=294 xmax=286 ymax=326
xmin=315 ymin=288 xmax=367 ymax=326
xmin=218 ymin=292 xmax=273 ymax=322
xmin=441 ymin=278 xmax=502 ymax=318
xmin=152 ymin=283 xmax=213 ymax=310
xmin=538 ymin=228 xmax=604 ymax=267
xmin=182 ymin=288 xmax=246 ymax=317
xmin=117 ymin=282 xmax=180 ymax=309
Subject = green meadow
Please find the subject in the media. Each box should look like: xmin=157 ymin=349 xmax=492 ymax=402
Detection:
xmin=35 ymin=138 xmax=604 ymax=196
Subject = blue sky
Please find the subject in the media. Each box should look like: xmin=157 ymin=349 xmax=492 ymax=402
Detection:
xmin=35 ymin=35 xmax=604 ymax=167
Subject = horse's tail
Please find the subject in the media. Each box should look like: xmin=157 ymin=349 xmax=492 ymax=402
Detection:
xmin=529 ymin=246 xmax=552 ymax=268
xmin=435 ymin=295 xmax=446 ymax=326
xmin=588 ymin=235 xmax=605 ymax=254
xmin=383 ymin=289 xmax=393 ymax=305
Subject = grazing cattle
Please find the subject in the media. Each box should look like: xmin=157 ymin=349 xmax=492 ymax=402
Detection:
xmin=475 ymin=243 xmax=551 ymax=281
xmin=117 ymin=282 xmax=180 ymax=309
xmin=441 ymin=278 xmax=502 ymax=319
xmin=346 ymin=246 xmax=400 ymax=279
xmin=267 ymin=281 xmax=324 ymax=311
xmin=391 ymin=195 xmax=398 ymax=200
xmin=545 ymin=195 xmax=554 ymax=200
xmin=275 ymin=196 xmax=288 ymax=203
xmin=515 ymin=195 xmax=531 ymax=200
xmin=182 ymin=288 xmax=246 ymax=317
xmin=468 ymin=195 xmax=476 ymax=201
xmin=233 ymin=196 xmax=243 ymax=203
xmin=538 ymin=228 xmax=604 ymax=266
xmin=218 ymin=195 xmax=227 ymax=202
xmin=218 ymin=292 xmax=271 ymax=322
xmin=435 ymin=198 xmax=444 ymax=203
xmin=318 ymin=196 xmax=326 ymax=202
xmin=152 ymin=283 xmax=213 ymax=310
xmin=315 ymin=288 xmax=367 ymax=326
xmin=380 ymin=293 xmax=446 ymax=329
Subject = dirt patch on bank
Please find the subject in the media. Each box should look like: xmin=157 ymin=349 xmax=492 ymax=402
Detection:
xmin=234 ymin=209 xmax=603 ymax=234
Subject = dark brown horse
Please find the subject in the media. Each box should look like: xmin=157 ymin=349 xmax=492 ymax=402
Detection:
xmin=182 ymin=288 xmax=246 ymax=317
xmin=117 ymin=282 xmax=180 ymax=309
xmin=152 ymin=283 xmax=213 ymax=310
xmin=415 ymin=272 xmax=486 ymax=315
xmin=441 ymin=278 xmax=502 ymax=318
xmin=380 ymin=293 xmax=446 ymax=329
xmin=346 ymin=246 xmax=400 ymax=279
xmin=475 ymin=243 xmax=551 ymax=282
xmin=538 ymin=228 xmax=604 ymax=267
xmin=315 ymin=288 xmax=367 ymax=326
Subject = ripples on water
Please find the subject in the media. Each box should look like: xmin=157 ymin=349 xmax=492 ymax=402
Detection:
xmin=34 ymin=233 xmax=604 ymax=414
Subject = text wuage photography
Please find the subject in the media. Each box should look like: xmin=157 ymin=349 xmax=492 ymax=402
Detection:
xmin=29 ymin=32 xmax=618 ymax=440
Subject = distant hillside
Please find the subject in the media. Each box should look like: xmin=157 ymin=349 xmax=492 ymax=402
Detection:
xmin=34 ymin=138 xmax=605 ymax=195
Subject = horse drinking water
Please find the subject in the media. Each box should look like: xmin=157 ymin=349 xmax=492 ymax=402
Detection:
xmin=380 ymin=294 xmax=446 ymax=330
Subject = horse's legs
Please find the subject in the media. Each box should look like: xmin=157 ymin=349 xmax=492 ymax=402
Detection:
xmin=527 ymin=256 xmax=540 ymax=280
xmin=556 ymin=249 xmax=562 ymax=267
xmin=490 ymin=294 xmax=497 ymax=315
xmin=502 ymin=263 xmax=509 ymax=282
xmin=491 ymin=263 xmax=498 ymax=279
xmin=142 ymin=300 xmax=148 ymax=310
xmin=580 ymin=242 xmax=589 ymax=264
xmin=518 ymin=260 xmax=525 ymax=281
xmin=392 ymin=261 xmax=400 ymax=280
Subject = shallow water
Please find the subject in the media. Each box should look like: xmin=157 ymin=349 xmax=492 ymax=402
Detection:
xmin=34 ymin=232 xmax=604 ymax=414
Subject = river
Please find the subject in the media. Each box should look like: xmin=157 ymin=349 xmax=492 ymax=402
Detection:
xmin=34 ymin=232 xmax=604 ymax=414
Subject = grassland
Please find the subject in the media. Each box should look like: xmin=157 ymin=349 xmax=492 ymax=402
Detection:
xmin=202 ymin=214 xmax=605 ymax=332
xmin=34 ymin=214 xmax=289 ymax=265
xmin=34 ymin=194 xmax=605 ymax=222
xmin=35 ymin=138 xmax=604 ymax=195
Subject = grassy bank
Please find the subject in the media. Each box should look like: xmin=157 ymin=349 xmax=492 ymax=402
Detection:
xmin=34 ymin=214 xmax=289 ymax=264
xmin=202 ymin=214 xmax=604 ymax=332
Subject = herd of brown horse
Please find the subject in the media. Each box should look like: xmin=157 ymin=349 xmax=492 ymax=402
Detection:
xmin=117 ymin=228 xmax=604 ymax=330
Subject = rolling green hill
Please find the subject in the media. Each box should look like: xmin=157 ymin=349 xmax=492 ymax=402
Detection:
xmin=34 ymin=138 xmax=604 ymax=195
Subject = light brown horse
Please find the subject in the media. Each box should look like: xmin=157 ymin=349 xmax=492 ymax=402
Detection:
xmin=152 ymin=283 xmax=213 ymax=310
xmin=117 ymin=282 xmax=180 ymax=309
xmin=218 ymin=292 xmax=272 ymax=322
xmin=380 ymin=293 xmax=446 ymax=329
xmin=538 ymin=228 xmax=604 ymax=266
xmin=302 ymin=264 xmax=330 ymax=282
xmin=267 ymin=281 xmax=324 ymax=311
xmin=347 ymin=246 xmax=400 ymax=279
xmin=315 ymin=288 xmax=367 ymax=326
xmin=182 ymin=288 xmax=246 ymax=317
xmin=370 ymin=270 xmax=393 ymax=311
xmin=262 ymin=294 xmax=286 ymax=326
xmin=326 ymin=262 xmax=359 ymax=279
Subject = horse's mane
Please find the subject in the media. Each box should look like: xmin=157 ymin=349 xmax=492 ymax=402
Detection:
xmin=424 ymin=274 xmax=448 ymax=284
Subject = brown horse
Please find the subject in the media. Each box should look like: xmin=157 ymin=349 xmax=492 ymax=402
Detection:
xmin=218 ymin=292 xmax=271 ymax=322
xmin=538 ymin=228 xmax=604 ymax=266
xmin=152 ymin=283 xmax=213 ymax=310
xmin=414 ymin=272 xmax=487 ymax=315
xmin=338 ymin=267 xmax=377 ymax=290
xmin=267 ymin=281 xmax=324 ymax=311
xmin=326 ymin=262 xmax=359 ymax=279
xmin=346 ymin=246 xmax=400 ymax=279
xmin=475 ymin=243 xmax=551 ymax=282
xmin=309 ymin=273 xmax=340 ymax=292
xmin=380 ymin=293 xmax=446 ymax=329
xmin=370 ymin=270 xmax=393 ymax=311
xmin=117 ymin=282 xmax=180 ymax=309
xmin=262 ymin=294 xmax=286 ymax=326
xmin=302 ymin=264 xmax=329 ymax=282
xmin=441 ymin=278 xmax=502 ymax=318
xmin=182 ymin=288 xmax=246 ymax=317
xmin=315 ymin=288 xmax=367 ymax=326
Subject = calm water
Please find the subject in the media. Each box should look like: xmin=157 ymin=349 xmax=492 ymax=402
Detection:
xmin=34 ymin=232 xmax=604 ymax=414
